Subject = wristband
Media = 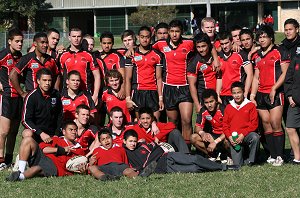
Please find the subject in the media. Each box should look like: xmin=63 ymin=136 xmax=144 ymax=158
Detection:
xmin=56 ymin=146 xmax=66 ymax=156
xmin=159 ymin=96 xmax=163 ymax=101
xmin=250 ymin=94 xmax=256 ymax=97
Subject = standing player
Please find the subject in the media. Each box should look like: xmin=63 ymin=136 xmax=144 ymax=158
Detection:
xmin=217 ymin=31 xmax=253 ymax=106
xmin=250 ymin=25 xmax=290 ymax=166
xmin=155 ymin=23 xmax=169 ymax=40
xmin=58 ymin=27 xmax=100 ymax=105
xmin=125 ymin=26 xmax=164 ymax=120
xmin=9 ymin=32 xmax=60 ymax=97
xmin=281 ymin=18 xmax=300 ymax=59
xmin=187 ymin=33 xmax=219 ymax=113
xmin=0 ymin=28 xmax=23 ymax=170
xmin=82 ymin=34 xmax=95 ymax=52
xmin=117 ymin=30 xmax=137 ymax=56
xmin=239 ymin=28 xmax=257 ymax=59
xmin=230 ymin=25 xmax=242 ymax=47
xmin=200 ymin=17 xmax=221 ymax=51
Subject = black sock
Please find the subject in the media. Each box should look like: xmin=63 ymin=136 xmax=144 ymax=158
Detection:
xmin=273 ymin=132 xmax=285 ymax=158
xmin=4 ymin=154 xmax=13 ymax=165
xmin=264 ymin=132 xmax=275 ymax=158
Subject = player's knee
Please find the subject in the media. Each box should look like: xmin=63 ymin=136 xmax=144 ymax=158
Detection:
xmin=22 ymin=129 xmax=33 ymax=138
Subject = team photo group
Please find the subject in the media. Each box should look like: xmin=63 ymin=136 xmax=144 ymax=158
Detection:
xmin=1 ymin=15 xmax=300 ymax=182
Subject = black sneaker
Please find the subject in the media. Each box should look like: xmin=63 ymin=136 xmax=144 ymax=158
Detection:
xmin=226 ymin=165 xmax=241 ymax=171
xmin=99 ymin=174 xmax=120 ymax=181
xmin=139 ymin=161 xmax=157 ymax=177
xmin=6 ymin=171 xmax=21 ymax=182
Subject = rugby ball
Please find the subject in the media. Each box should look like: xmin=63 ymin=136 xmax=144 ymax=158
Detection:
xmin=159 ymin=142 xmax=175 ymax=153
xmin=66 ymin=155 xmax=88 ymax=173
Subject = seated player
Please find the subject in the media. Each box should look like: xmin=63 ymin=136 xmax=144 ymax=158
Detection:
xmin=88 ymin=128 xmax=139 ymax=181
xmin=101 ymin=69 xmax=132 ymax=123
xmin=124 ymin=130 xmax=240 ymax=175
xmin=126 ymin=107 xmax=189 ymax=153
xmin=223 ymin=82 xmax=259 ymax=166
xmin=6 ymin=121 xmax=87 ymax=181
xmin=61 ymin=70 xmax=96 ymax=121
xmin=190 ymin=89 xmax=229 ymax=160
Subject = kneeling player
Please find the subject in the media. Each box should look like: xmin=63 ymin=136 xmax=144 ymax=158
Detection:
xmin=190 ymin=89 xmax=229 ymax=160
xmin=6 ymin=121 xmax=87 ymax=181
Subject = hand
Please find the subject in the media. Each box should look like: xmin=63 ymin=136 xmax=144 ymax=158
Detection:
xmin=202 ymin=133 xmax=213 ymax=142
xmin=218 ymin=96 xmax=222 ymax=104
xmin=212 ymin=59 xmax=220 ymax=72
xmin=56 ymin=45 xmax=66 ymax=54
xmin=151 ymin=122 xmax=160 ymax=135
xmin=269 ymin=87 xmax=276 ymax=104
xmin=250 ymin=98 xmax=257 ymax=106
xmin=154 ymin=137 xmax=159 ymax=144
xmin=92 ymin=95 xmax=98 ymax=106
xmin=126 ymin=99 xmax=138 ymax=111
xmin=125 ymin=47 xmax=135 ymax=58
xmin=195 ymin=103 xmax=202 ymax=113
xmin=138 ymin=138 xmax=146 ymax=143
xmin=89 ymin=153 xmax=97 ymax=166
xmin=117 ymin=87 xmax=126 ymax=99
xmin=228 ymin=136 xmax=236 ymax=146
xmin=235 ymin=134 xmax=244 ymax=144
xmin=40 ymin=132 xmax=52 ymax=143
xmin=288 ymin=97 xmax=296 ymax=108
xmin=159 ymin=100 xmax=164 ymax=111
xmin=0 ymin=82 xmax=3 ymax=92
xmin=232 ymin=43 xmax=241 ymax=53
xmin=76 ymin=163 xmax=88 ymax=174
xmin=207 ymin=142 xmax=217 ymax=153
xmin=21 ymin=91 xmax=28 ymax=99
xmin=63 ymin=146 xmax=73 ymax=155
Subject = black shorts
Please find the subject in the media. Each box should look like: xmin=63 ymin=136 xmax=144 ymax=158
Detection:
xmin=0 ymin=95 xmax=23 ymax=120
xmin=256 ymin=91 xmax=284 ymax=110
xmin=286 ymin=106 xmax=300 ymax=128
xmin=132 ymin=89 xmax=159 ymax=112
xmin=220 ymin=95 xmax=233 ymax=107
xmin=98 ymin=162 xmax=129 ymax=176
xmin=163 ymin=84 xmax=193 ymax=110
xmin=28 ymin=147 xmax=57 ymax=177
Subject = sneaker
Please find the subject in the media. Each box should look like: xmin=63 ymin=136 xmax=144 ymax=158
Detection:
xmin=291 ymin=160 xmax=300 ymax=165
xmin=208 ymin=157 xmax=216 ymax=162
xmin=226 ymin=165 xmax=241 ymax=171
xmin=6 ymin=171 xmax=21 ymax=182
xmin=12 ymin=154 xmax=28 ymax=172
xmin=99 ymin=174 xmax=120 ymax=181
xmin=226 ymin=157 xmax=234 ymax=165
xmin=267 ymin=156 xmax=276 ymax=164
xmin=272 ymin=156 xmax=284 ymax=167
xmin=0 ymin=162 xmax=8 ymax=171
xmin=221 ymin=159 xmax=228 ymax=164
xmin=139 ymin=161 xmax=157 ymax=177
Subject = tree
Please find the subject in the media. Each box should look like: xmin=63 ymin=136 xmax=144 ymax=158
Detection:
xmin=129 ymin=6 xmax=178 ymax=26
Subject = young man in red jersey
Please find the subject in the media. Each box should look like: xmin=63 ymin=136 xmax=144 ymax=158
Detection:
xmin=216 ymin=31 xmax=253 ymax=106
xmin=190 ymin=89 xmax=228 ymax=160
xmin=0 ymin=28 xmax=23 ymax=170
xmin=6 ymin=121 xmax=87 ymax=181
xmin=223 ymin=82 xmax=259 ymax=166
xmin=201 ymin=17 xmax=221 ymax=51
xmin=125 ymin=26 xmax=164 ymax=120
xmin=88 ymin=128 xmax=139 ymax=180
xmin=61 ymin=70 xmax=96 ymax=121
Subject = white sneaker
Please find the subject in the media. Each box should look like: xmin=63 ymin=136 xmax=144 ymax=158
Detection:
xmin=0 ymin=162 xmax=8 ymax=171
xmin=267 ymin=156 xmax=276 ymax=164
xmin=272 ymin=156 xmax=284 ymax=167
xmin=208 ymin=157 xmax=216 ymax=162
xmin=227 ymin=157 xmax=234 ymax=165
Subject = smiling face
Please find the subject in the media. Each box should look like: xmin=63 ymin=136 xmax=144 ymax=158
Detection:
xmin=48 ymin=32 xmax=60 ymax=50
xmin=139 ymin=113 xmax=153 ymax=129
xmin=284 ymin=23 xmax=299 ymax=40
xmin=35 ymin=37 xmax=48 ymax=54
xmin=99 ymin=133 xmax=113 ymax=149
xmin=107 ymin=77 xmax=120 ymax=90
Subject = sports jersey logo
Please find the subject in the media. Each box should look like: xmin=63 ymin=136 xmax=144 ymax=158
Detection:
xmin=31 ymin=63 xmax=39 ymax=69
xmin=255 ymin=57 xmax=261 ymax=64
xmin=296 ymin=47 xmax=300 ymax=55
xmin=51 ymin=98 xmax=57 ymax=105
xmin=232 ymin=60 xmax=238 ymax=65
xmin=182 ymin=48 xmax=187 ymax=54
xmin=7 ymin=59 xmax=13 ymax=66
xmin=151 ymin=57 xmax=156 ymax=62
xmin=107 ymin=96 xmax=113 ymax=101
xmin=66 ymin=58 xmax=72 ymax=63
xmin=200 ymin=64 xmax=208 ymax=71
xmin=205 ymin=115 xmax=213 ymax=121
xmin=134 ymin=55 xmax=143 ymax=61
xmin=62 ymin=99 xmax=71 ymax=105
xmin=81 ymin=57 xmax=87 ymax=62
xmin=163 ymin=46 xmax=171 ymax=52
xmin=270 ymin=56 xmax=276 ymax=61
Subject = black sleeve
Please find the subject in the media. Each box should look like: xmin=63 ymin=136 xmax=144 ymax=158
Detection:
xmin=15 ymin=53 xmax=32 ymax=73
xmin=284 ymin=57 xmax=296 ymax=97
xmin=196 ymin=107 xmax=206 ymax=125
xmin=187 ymin=55 xmax=199 ymax=75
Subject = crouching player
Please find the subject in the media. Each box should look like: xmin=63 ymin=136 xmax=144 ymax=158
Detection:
xmin=223 ymin=82 xmax=260 ymax=166
xmin=190 ymin=89 xmax=229 ymax=160
xmin=124 ymin=130 xmax=240 ymax=174
xmin=6 ymin=121 xmax=87 ymax=181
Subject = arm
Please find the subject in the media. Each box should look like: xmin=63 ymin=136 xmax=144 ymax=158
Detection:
xmin=156 ymin=66 xmax=164 ymax=111
xmin=125 ymin=66 xmax=136 ymax=111
xmin=243 ymin=63 xmax=253 ymax=98
xmin=216 ymin=78 xmax=222 ymax=104
xmin=188 ymin=76 xmax=201 ymax=113
xmin=211 ymin=47 xmax=220 ymax=71
xmin=117 ymin=67 xmax=126 ymax=99
xmin=9 ymin=68 xmax=27 ymax=98
xmin=91 ymin=69 xmax=101 ymax=105
xmin=284 ymin=59 xmax=296 ymax=107
xmin=250 ymin=69 xmax=259 ymax=105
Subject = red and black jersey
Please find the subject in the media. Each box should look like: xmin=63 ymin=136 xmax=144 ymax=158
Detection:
xmin=61 ymin=89 xmax=96 ymax=121
xmin=76 ymin=125 xmax=98 ymax=148
xmin=116 ymin=48 xmax=127 ymax=57
xmin=187 ymin=53 xmax=218 ymax=93
xmin=106 ymin=124 xmax=129 ymax=147
xmin=152 ymin=38 xmax=194 ymax=85
xmin=58 ymin=49 xmax=98 ymax=91
xmin=102 ymin=88 xmax=131 ymax=122
xmin=218 ymin=50 xmax=250 ymax=96
xmin=195 ymin=104 xmax=225 ymax=135
xmin=0 ymin=48 xmax=22 ymax=97
xmin=94 ymin=50 xmax=125 ymax=73
xmin=125 ymin=47 xmax=163 ymax=90
xmin=39 ymin=136 xmax=87 ymax=176
xmin=252 ymin=45 xmax=290 ymax=93
xmin=14 ymin=52 xmax=59 ymax=92
xmin=93 ymin=145 xmax=128 ymax=166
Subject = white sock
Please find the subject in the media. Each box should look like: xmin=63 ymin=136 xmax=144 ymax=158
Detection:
xmin=19 ymin=173 xmax=25 ymax=180
xmin=18 ymin=160 xmax=27 ymax=173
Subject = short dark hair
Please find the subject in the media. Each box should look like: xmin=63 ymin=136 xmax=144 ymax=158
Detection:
xmin=256 ymin=25 xmax=275 ymax=44
xmin=67 ymin=70 xmax=81 ymax=80
xmin=231 ymin=81 xmax=244 ymax=92
xmin=62 ymin=120 xmax=77 ymax=130
xmin=98 ymin=128 xmax=112 ymax=141
xmin=8 ymin=28 xmax=23 ymax=41
xmin=75 ymin=104 xmax=90 ymax=114
xmin=169 ymin=19 xmax=183 ymax=31
xmin=47 ymin=28 xmax=60 ymax=37
xmin=138 ymin=107 xmax=154 ymax=119
xmin=138 ymin=26 xmax=151 ymax=35
xmin=105 ymin=69 xmax=123 ymax=86
xmin=121 ymin=30 xmax=136 ymax=42
xmin=193 ymin=32 xmax=213 ymax=52
xmin=202 ymin=89 xmax=218 ymax=101
xmin=239 ymin=28 xmax=254 ymax=40
xmin=33 ymin=32 xmax=47 ymax=42
xmin=69 ymin=27 xmax=82 ymax=36
xmin=36 ymin=68 xmax=52 ymax=80
xmin=155 ymin=22 xmax=169 ymax=31
xmin=284 ymin=18 xmax=299 ymax=30
xmin=230 ymin=25 xmax=242 ymax=33
xmin=124 ymin=129 xmax=138 ymax=140
xmin=109 ymin=106 xmax=124 ymax=117
xmin=100 ymin=31 xmax=114 ymax=44
xmin=219 ymin=31 xmax=232 ymax=41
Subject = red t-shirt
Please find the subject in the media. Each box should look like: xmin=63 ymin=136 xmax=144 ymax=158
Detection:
xmin=76 ymin=125 xmax=98 ymax=148
xmin=93 ymin=145 xmax=128 ymax=166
